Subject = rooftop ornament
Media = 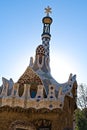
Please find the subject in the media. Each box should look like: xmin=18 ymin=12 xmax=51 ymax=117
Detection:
xmin=45 ymin=6 xmax=52 ymax=16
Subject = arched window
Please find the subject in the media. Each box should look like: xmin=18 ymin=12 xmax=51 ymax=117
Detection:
xmin=34 ymin=119 xmax=51 ymax=130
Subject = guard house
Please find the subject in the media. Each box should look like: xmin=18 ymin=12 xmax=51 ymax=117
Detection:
xmin=0 ymin=6 xmax=77 ymax=130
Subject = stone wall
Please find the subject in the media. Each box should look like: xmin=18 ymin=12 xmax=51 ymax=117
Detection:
xmin=0 ymin=95 xmax=75 ymax=130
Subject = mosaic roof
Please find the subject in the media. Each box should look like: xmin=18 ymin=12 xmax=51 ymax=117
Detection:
xmin=17 ymin=67 xmax=43 ymax=87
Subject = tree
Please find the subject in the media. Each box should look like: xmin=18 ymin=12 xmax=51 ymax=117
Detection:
xmin=75 ymin=109 xmax=87 ymax=130
xmin=77 ymin=84 xmax=87 ymax=109
xmin=75 ymin=84 xmax=87 ymax=130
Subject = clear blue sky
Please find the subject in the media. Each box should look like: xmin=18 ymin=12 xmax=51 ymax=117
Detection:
xmin=0 ymin=0 xmax=87 ymax=85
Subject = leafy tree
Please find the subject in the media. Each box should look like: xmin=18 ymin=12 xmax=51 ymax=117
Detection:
xmin=77 ymin=84 xmax=87 ymax=109
xmin=75 ymin=84 xmax=87 ymax=130
xmin=75 ymin=109 xmax=87 ymax=130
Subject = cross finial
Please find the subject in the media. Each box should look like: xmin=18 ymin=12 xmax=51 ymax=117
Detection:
xmin=45 ymin=6 xmax=52 ymax=16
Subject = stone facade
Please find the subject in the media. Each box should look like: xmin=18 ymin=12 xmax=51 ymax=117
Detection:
xmin=0 ymin=7 xmax=77 ymax=130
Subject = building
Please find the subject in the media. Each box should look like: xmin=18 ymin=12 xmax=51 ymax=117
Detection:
xmin=0 ymin=6 xmax=77 ymax=130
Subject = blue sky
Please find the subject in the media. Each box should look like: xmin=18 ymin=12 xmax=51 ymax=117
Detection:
xmin=0 ymin=0 xmax=87 ymax=85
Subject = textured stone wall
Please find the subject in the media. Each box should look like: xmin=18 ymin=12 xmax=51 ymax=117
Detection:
xmin=0 ymin=95 xmax=75 ymax=130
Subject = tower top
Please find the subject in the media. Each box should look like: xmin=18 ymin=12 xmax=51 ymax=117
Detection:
xmin=45 ymin=6 xmax=52 ymax=16
xmin=41 ymin=6 xmax=52 ymax=39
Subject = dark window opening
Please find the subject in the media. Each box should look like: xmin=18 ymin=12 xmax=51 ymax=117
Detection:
xmin=38 ymin=127 xmax=51 ymax=130
xmin=30 ymin=90 xmax=36 ymax=98
xmin=16 ymin=128 xmax=28 ymax=130
xmin=39 ymin=56 xmax=42 ymax=64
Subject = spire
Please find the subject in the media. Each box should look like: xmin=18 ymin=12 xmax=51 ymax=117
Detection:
xmin=41 ymin=6 xmax=53 ymax=72
xmin=42 ymin=6 xmax=53 ymax=38
xmin=32 ymin=6 xmax=53 ymax=73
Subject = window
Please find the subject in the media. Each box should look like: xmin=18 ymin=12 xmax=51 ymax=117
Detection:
xmin=30 ymin=90 xmax=36 ymax=98
xmin=38 ymin=127 xmax=51 ymax=130
xmin=16 ymin=128 xmax=28 ymax=130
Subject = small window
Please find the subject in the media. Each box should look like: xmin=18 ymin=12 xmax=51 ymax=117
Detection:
xmin=16 ymin=128 xmax=28 ymax=130
xmin=38 ymin=127 xmax=51 ymax=130
xmin=39 ymin=56 xmax=42 ymax=64
xmin=30 ymin=91 xmax=36 ymax=98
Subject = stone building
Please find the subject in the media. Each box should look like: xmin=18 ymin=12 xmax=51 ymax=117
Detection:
xmin=0 ymin=7 xmax=77 ymax=130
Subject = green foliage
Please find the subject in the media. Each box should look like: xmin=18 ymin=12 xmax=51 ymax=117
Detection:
xmin=75 ymin=109 xmax=87 ymax=130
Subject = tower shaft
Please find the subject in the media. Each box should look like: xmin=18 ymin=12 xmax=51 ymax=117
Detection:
xmin=41 ymin=9 xmax=53 ymax=72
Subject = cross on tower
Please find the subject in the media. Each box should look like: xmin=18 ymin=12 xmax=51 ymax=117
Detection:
xmin=45 ymin=6 xmax=52 ymax=16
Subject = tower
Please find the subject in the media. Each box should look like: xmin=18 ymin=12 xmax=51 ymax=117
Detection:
xmin=0 ymin=7 xmax=77 ymax=130
xmin=41 ymin=6 xmax=52 ymax=72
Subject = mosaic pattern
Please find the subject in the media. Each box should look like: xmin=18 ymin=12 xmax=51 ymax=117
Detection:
xmin=42 ymin=38 xmax=50 ymax=57
xmin=17 ymin=67 xmax=43 ymax=87
xmin=36 ymin=45 xmax=45 ymax=56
